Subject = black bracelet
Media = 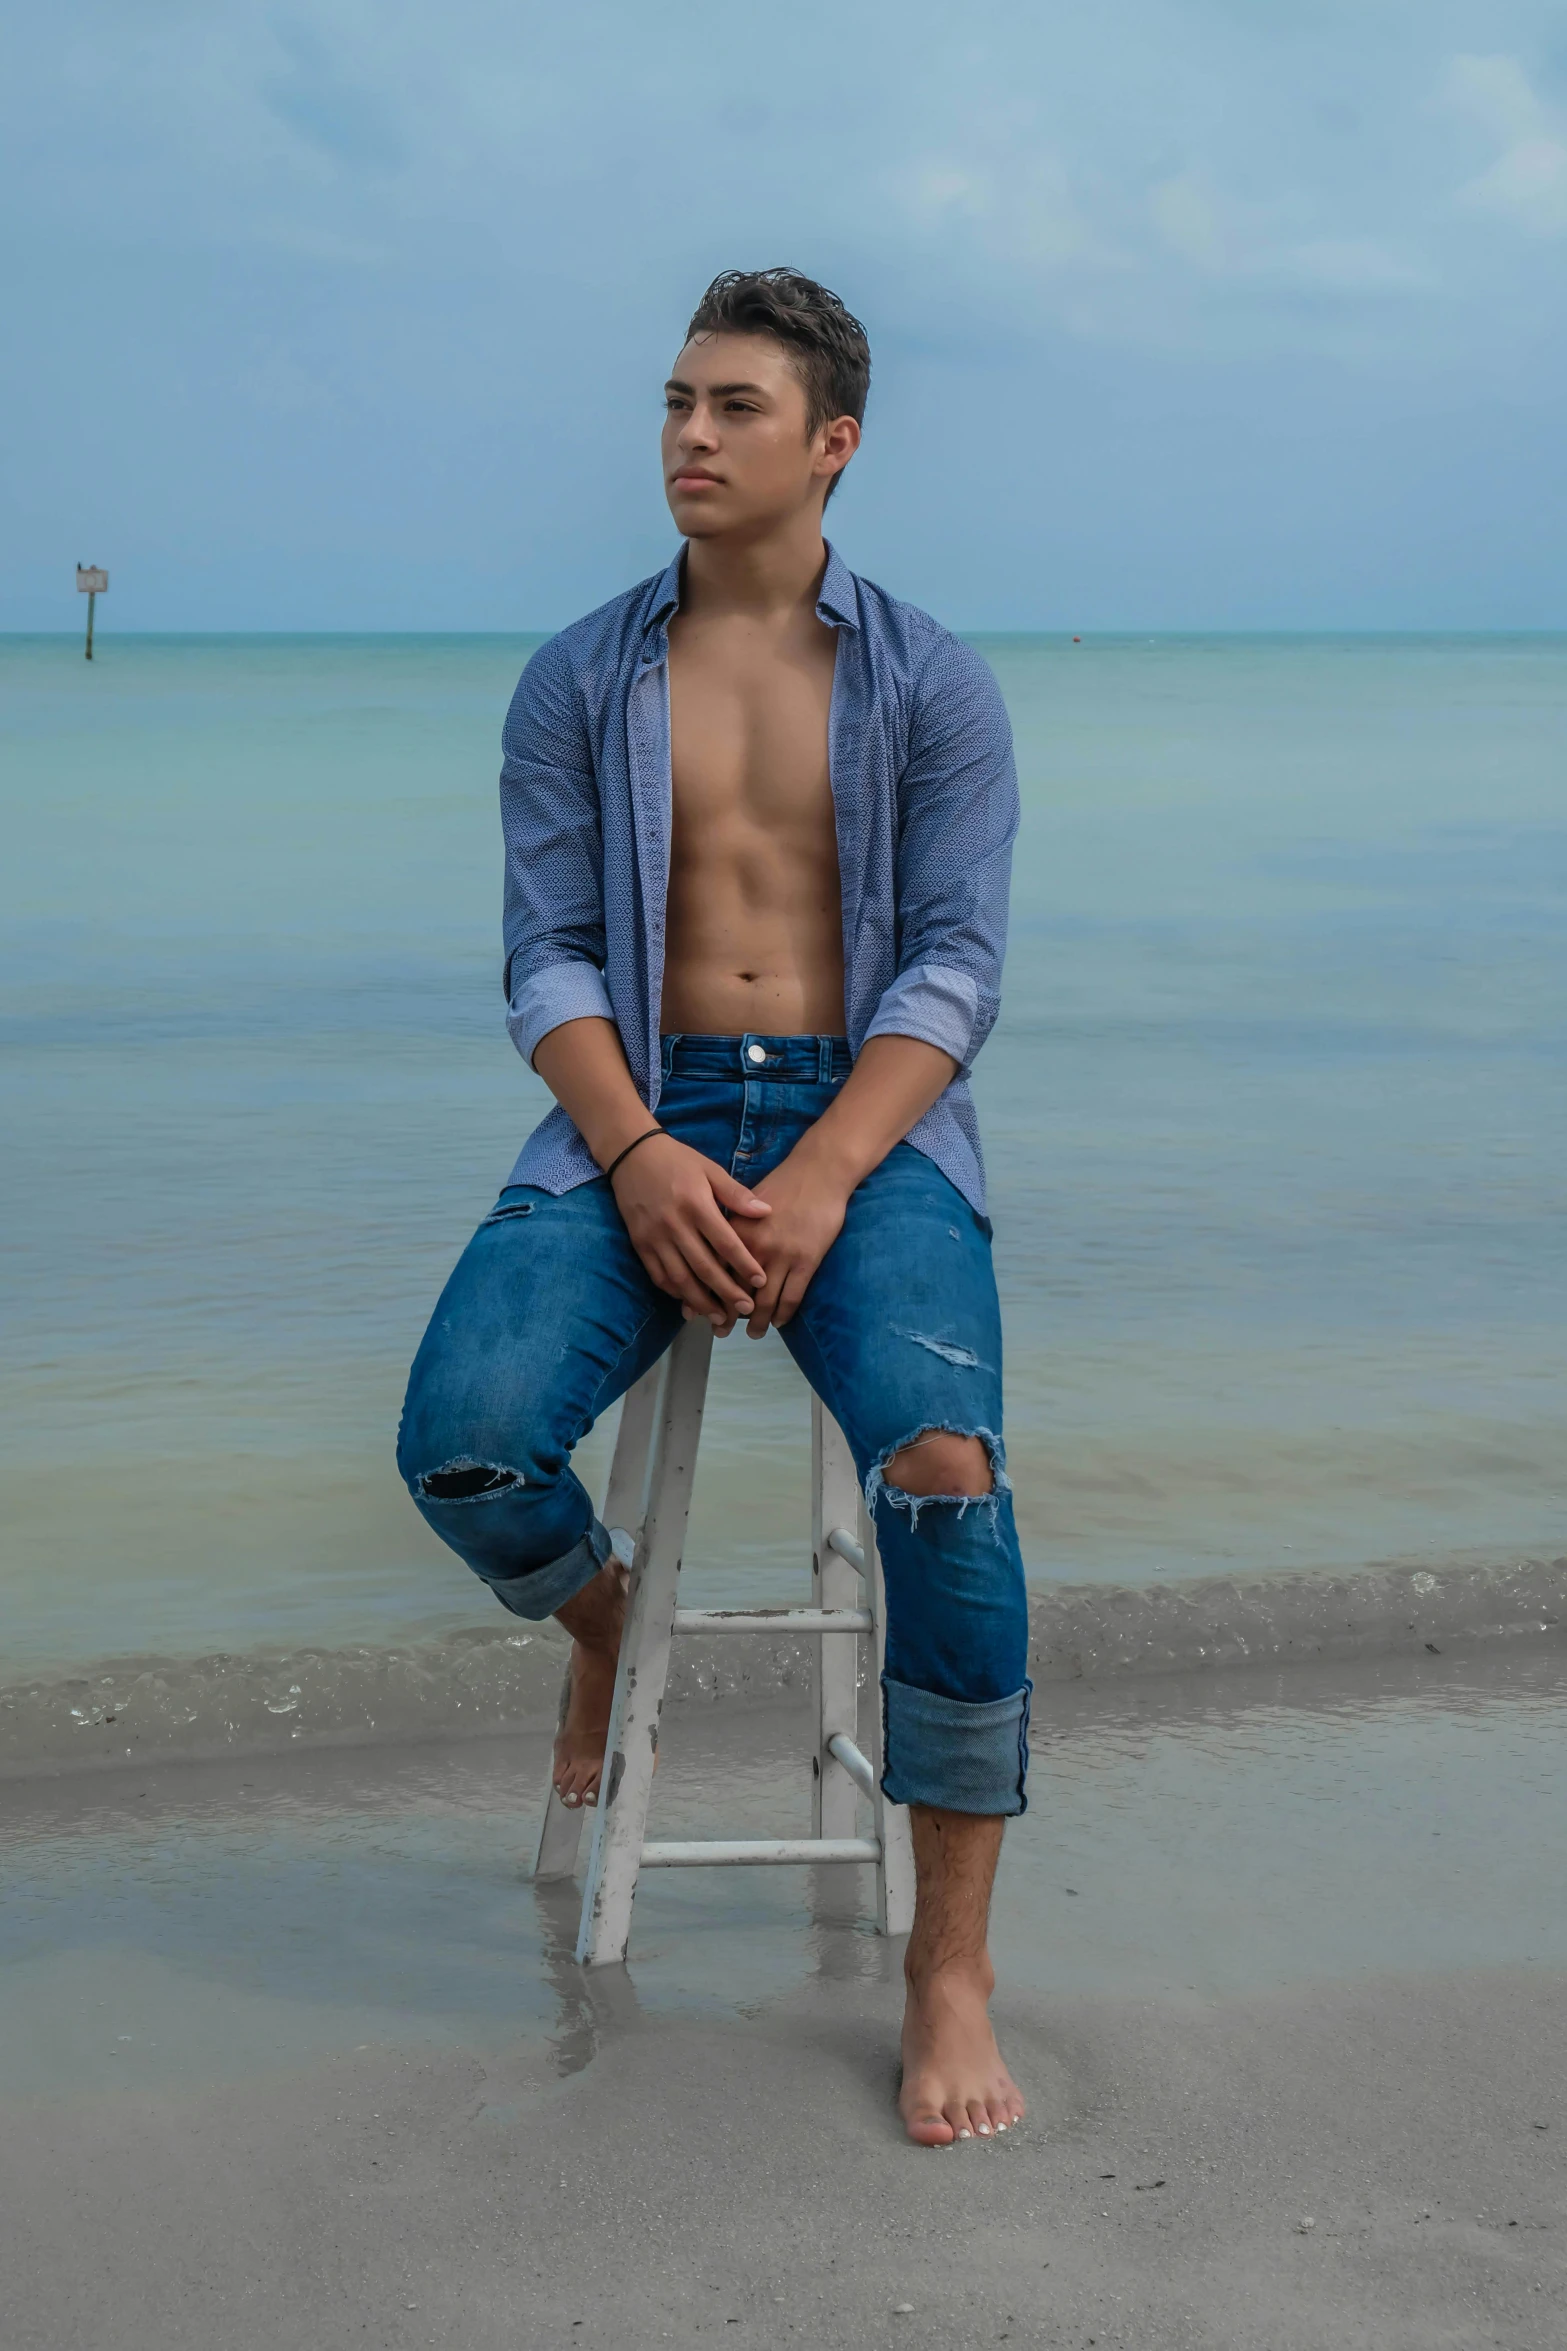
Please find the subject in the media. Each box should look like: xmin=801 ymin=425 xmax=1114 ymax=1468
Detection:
xmin=603 ymin=1126 xmax=668 ymax=1183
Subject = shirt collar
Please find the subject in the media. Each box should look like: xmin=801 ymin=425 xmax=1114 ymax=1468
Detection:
xmin=640 ymin=538 xmax=861 ymax=641
xmin=814 ymin=541 xmax=860 ymax=630
xmin=643 ymin=549 xmax=685 ymax=635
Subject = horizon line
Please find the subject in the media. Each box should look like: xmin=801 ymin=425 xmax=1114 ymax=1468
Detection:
xmin=5 ymin=624 xmax=1566 ymax=642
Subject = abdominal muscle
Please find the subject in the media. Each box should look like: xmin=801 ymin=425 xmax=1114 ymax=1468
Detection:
xmin=659 ymin=809 xmax=847 ymax=1037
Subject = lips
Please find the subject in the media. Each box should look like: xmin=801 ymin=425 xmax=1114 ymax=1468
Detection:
xmin=671 ymin=471 xmax=721 ymax=488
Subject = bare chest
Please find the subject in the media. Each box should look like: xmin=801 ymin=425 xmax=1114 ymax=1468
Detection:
xmin=666 ymin=617 xmax=837 ymax=834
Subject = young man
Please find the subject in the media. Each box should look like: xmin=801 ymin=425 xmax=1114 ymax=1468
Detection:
xmin=398 ymin=268 xmax=1029 ymax=2148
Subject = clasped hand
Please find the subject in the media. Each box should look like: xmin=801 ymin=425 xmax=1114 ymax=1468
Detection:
xmin=610 ymin=1134 xmax=849 ymax=1338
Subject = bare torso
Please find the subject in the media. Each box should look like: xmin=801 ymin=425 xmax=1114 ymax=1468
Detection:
xmin=661 ymin=600 xmax=846 ymax=1036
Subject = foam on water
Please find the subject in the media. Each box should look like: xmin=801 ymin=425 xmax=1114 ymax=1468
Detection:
xmin=5 ymin=1550 xmax=1560 ymax=1776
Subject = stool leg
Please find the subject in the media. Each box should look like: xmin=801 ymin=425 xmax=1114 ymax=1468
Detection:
xmin=811 ymin=1398 xmax=861 ymax=1844
xmin=865 ymin=1491 xmax=916 ymax=1936
xmin=577 ymin=1319 xmax=714 ymax=1965
xmin=532 ymin=1358 xmax=663 ymax=1882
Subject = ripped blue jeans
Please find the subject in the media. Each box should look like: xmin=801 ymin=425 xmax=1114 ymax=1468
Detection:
xmin=397 ymin=1034 xmax=1031 ymax=1815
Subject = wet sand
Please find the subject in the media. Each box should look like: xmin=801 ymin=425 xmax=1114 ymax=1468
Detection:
xmin=4 ymin=1648 xmax=1565 ymax=2347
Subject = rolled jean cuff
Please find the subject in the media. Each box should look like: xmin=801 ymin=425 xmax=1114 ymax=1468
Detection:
xmin=478 ymin=1517 xmax=612 ymax=1622
xmin=880 ymin=1673 xmax=1032 ymax=1816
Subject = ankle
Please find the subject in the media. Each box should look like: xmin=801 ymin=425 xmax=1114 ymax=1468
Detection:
xmin=554 ymin=1560 xmax=627 ymax=1656
xmin=904 ymin=1949 xmax=996 ymax=2003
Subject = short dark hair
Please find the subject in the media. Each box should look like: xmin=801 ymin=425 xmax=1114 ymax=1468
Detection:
xmin=683 ymin=268 xmax=870 ymax=502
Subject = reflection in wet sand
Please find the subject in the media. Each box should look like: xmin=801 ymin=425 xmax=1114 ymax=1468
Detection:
xmin=3 ymin=1643 xmax=1563 ymax=2102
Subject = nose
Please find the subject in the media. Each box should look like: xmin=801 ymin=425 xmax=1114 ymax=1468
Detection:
xmin=677 ymin=401 xmax=718 ymax=454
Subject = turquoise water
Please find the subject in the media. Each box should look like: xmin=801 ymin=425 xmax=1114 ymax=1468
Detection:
xmin=2 ymin=631 xmax=1563 ymax=1678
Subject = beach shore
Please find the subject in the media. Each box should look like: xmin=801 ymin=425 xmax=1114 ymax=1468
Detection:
xmin=6 ymin=1550 xmax=1562 ymax=1777
xmin=5 ymin=1647 xmax=1563 ymax=2347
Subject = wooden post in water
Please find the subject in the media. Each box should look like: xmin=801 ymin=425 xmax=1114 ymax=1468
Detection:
xmin=76 ymin=565 xmax=107 ymax=660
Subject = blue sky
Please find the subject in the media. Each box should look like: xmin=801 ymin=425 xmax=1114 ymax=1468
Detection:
xmin=4 ymin=1 xmax=1565 ymax=629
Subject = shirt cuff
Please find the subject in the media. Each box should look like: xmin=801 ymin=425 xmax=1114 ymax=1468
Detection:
xmin=862 ymin=963 xmax=979 ymax=1069
xmin=507 ymin=961 xmax=616 ymax=1067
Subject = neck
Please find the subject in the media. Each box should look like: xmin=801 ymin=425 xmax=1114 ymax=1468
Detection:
xmin=681 ymin=509 xmax=828 ymax=621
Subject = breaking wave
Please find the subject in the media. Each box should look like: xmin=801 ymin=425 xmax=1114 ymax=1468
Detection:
xmin=3 ymin=1554 xmax=1561 ymax=1778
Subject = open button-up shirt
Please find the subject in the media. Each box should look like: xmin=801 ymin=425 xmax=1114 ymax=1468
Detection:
xmin=500 ymin=541 xmax=1018 ymax=1214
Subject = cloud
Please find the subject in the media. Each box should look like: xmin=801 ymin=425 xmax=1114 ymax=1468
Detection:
xmin=264 ymin=22 xmax=409 ymax=171
xmin=1446 ymin=53 xmax=1567 ymax=237
xmin=1146 ymin=170 xmax=1230 ymax=271
xmin=899 ymin=144 xmax=1122 ymax=276
xmin=1147 ymin=172 xmax=1428 ymax=299
xmin=1282 ymin=239 xmax=1433 ymax=294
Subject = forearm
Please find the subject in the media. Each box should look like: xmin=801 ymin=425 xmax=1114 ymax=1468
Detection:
xmin=533 ymin=1015 xmax=772 ymax=1328
xmin=532 ymin=1017 xmax=658 ymax=1171
xmin=735 ymin=1034 xmax=958 ymax=1336
xmin=790 ymin=1034 xmax=959 ymax=1194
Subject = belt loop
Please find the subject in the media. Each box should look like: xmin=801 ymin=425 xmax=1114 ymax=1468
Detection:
xmin=817 ymin=1034 xmax=832 ymax=1084
xmin=661 ymin=1033 xmax=677 ymax=1082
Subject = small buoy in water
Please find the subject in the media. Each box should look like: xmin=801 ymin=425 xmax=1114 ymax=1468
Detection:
xmin=1072 ymin=635 xmax=1081 ymax=643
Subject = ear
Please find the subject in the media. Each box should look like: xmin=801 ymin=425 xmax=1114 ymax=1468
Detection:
xmin=815 ymin=414 xmax=861 ymax=483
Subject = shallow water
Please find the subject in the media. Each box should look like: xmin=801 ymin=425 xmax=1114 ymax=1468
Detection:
xmin=4 ymin=1649 xmax=1563 ymax=2097
xmin=2 ymin=630 xmax=1564 ymax=1680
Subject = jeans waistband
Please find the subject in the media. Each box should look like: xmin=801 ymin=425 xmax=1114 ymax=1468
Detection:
xmin=660 ymin=1033 xmax=852 ymax=1085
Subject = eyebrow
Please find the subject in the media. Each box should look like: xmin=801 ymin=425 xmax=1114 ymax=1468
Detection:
xmin=663 ymin=377 xmax=771 ymax=397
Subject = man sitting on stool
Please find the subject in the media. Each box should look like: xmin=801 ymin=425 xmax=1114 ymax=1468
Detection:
xmin=398 ymin=268 xmax=1030 ymax=2148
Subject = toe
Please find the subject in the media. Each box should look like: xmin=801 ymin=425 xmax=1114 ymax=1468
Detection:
xmin=986 ymin=2093 xmax=1013 ymax=2134
xmin=902 ymin=2103 xmax=954 ymax=2148
xmin=944 ymin=2101 xmax=972 ymax=2143
xmin=554 ymin=1755 xmax=603 ymax=1807
xmin=967 ymin=2099 xmax=994 ymax=2139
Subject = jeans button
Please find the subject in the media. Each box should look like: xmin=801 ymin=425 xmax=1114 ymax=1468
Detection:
xmin=746 ymin=1043 xmax=767 ymax=1065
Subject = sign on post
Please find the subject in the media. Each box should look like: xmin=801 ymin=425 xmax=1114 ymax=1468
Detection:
xmin=76 ymin=565 xmax=108 ymax=660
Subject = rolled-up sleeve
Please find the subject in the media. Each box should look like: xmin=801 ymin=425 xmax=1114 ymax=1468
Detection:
xmin=500 ymin=635 xmax=614 ymax=1066
xmin=862 ymin=638 xmax=1019 ymax=1074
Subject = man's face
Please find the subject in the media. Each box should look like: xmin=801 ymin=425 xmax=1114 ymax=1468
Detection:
xmin=662 ymin=332 xmax=851 ymax=538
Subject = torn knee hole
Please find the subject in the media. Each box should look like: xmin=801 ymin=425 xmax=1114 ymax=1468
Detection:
xmin=883 ymin=1428 xmax=993 ymax=1498
xmin=418 ymin=1458 xmax=523 ymax=1502
xmin=865 ymin=1426 xmax=1010 ymax=1532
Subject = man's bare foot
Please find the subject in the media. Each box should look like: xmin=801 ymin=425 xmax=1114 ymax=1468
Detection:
xmin=898 ymin=1959 xmax=1025 ymax=2148
xmin=550 ymin=1556 xmax=629 ymax=1808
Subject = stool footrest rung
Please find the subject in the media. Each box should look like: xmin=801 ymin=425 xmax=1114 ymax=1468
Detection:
xmin=826 ymin=1732 xmax=876 ymax=1796
xmin=639 ymin=1836 xmax=881 ymax=1868
xmin=826 ymin=1526 xmax=867 ymax=1574
xmin=671 ymin=1605 xmax=872 ymax=1635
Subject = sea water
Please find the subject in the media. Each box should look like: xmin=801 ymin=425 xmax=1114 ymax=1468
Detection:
xmin=2 ymin=631 xmax=1563 ymax=1681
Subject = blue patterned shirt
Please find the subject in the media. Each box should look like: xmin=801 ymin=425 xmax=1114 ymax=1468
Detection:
xmin=500 ymin=541 xmax=1018 ymax=1213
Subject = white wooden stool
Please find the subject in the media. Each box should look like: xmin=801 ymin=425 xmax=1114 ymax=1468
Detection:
xmin=532 ymin=1318 xmax=916 ymax=1965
